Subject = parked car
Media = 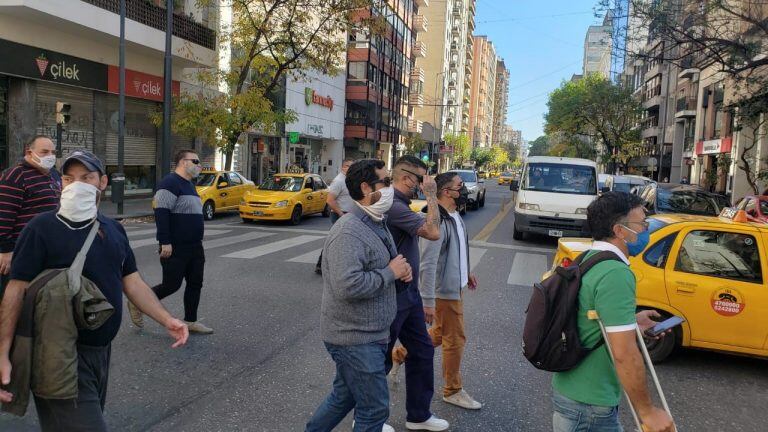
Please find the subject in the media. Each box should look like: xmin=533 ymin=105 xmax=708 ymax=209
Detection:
xmin=734 ymin=195 xmax=768 ymax=223
xmin=195 ymin=170 xmax=256 ymax=220
xmin=640 ymin=183 xmax=730 ymax=216
xmin=448 ymin=169 xmax=486 ymax=210
xmin=510 ymin=156 xmax=598 ymax=240
xmin=603 ymin=174 xmax=653 ymax=194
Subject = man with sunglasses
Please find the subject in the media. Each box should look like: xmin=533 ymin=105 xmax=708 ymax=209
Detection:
xmin=552 ymin=192 xmax=674 ymax=432
xmin=385 ymin=156 xmax=448 ymax=431
xmin=128 ymin=150 xmax=213 ymax=335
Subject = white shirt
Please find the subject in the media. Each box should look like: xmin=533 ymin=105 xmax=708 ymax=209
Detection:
xmin=590 ymin=240 xmax=636 ymax=333
xmin=449 ymin=211 xmax=469 ymax=287
xmin=328 ymin=172 xmax=353 ymax=213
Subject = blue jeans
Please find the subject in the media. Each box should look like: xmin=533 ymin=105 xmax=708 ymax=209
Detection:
xmin=306 ymin=342 xmax=389 ymax=432
xmin=552 ymin=392 xmax=622 ymax=432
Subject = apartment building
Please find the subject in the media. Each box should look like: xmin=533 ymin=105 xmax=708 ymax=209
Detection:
xmin=468 ymin=35 xmax=496 ymax=148
xmin=345 ymin=0 xmax=416 ymax=168
xmin=0 ymin=0 xmax=219 ymax=194
xmin=583 ymin=14 xmax=612 ymax=78
xmin=492 ymin=58 xmax=509 ymax=146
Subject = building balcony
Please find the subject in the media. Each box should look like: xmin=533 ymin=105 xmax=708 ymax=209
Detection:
xmin=413 ymin=14 xmax=428 ymax=33
xmin=410 ymin=67 xmax=425 ymax=83
xmin=644 ymin=62 xmax=662 ymax=80
xmin=469 ymin=0 xmax=476 ymax=14
xmin=468 ymin=15 xmax=475 ymax=31
xmin=408 ymin=118 xmax=423 ymax=133
xmin=451 ymin=25 xmax=460 ymax=36
xmin=466 ymin=47 xmax=473 ymax=59
xmin=465 ymin=62 xmax=472 ymax=75
xmin=464 ymin=78 xmax=471 ymax=89
xmin=452 ymin=6 xmax=462 ymax=18
xmin=450 ymin=42 xmax=458 ymax=53
xmin=678 ymin=57 xmax=700 ymax=81
xmin=414 ymin=0 xmax=429 ymax=7
xmin=413 ymin=40 xmax=427 ymax=58
xmin=409 ymin=92 xmax=425 ymax=107
xmin=642 ymin=126 xmax=662 ymax=139
xmin=448 ymin=79 xmax=456 ymax=89
xmin=675 ymin=96 xmax=697 ymax=118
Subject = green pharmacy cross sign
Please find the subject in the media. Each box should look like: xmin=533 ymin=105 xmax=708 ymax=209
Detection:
xmin=288 ymin=132 xmax=300 ymax=144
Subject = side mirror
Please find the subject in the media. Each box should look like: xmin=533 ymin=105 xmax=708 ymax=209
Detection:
xmin=510 ymin=180 xmax=519 ymax=191
xmin=600 ymin=186 xmax=610 ymax=193
xmin=218 ymin=182 xmax=229 ymax=188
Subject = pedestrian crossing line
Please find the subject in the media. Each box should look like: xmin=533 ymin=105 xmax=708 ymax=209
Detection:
xmin=470 ymin=240 xmax=553 ymax=254
xmin=287 ymin=248 xmax=324 ymax=264
xmin=507 ymin=252 xmax=549 ymax=286
xmin=203 ymin=231 xmax=275 ymax=250
xmin=129 ymin=230 xmax=232 ymax=249
xmin=469 ymin=247 xmax=487 ymax=271
xmin=222 ymin=235 xmax=325 ymax=259
xmin=220 ymin=223 xmax=329 ymax=235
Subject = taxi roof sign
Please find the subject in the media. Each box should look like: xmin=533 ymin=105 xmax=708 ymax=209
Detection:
xmin=719 ymin=207 xmax=748 ymax=223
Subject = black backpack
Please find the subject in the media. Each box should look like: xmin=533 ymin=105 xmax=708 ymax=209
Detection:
xmin=521 ymin=250 xmax=621 ymax=372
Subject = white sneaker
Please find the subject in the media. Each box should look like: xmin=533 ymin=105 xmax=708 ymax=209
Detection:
xmin=185 ymin=321 xmax=214 ymax=334
xmin=443 ymin=389 xmax=482 ymax=410
xmin=352 ymin=420 xmax=395 ymax=431
xmin=388 ymin=361 xmax=402 ymax=385
xmin=405 ymin=415 xmax=449 ymax=431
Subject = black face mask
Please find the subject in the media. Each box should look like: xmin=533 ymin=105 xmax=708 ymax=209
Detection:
xmin=455 ymin=186 xmax=469 ymax=207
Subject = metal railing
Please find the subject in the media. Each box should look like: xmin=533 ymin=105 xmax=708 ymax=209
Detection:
xmin=83 ymin=0 xmax=216 ymax=50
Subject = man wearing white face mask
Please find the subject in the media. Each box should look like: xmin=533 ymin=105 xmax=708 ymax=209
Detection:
xmin=0 ymin=135 xmax=61 ymax=300
xmin=0 ymin=150 xmax=189 ymax=431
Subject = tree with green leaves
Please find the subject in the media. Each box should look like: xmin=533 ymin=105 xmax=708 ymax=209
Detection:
xmin=489 ymin=146 xmax=510 ymax=170
xmin=403 ymin=133 xmax=426 ymax=156
xmin=162 ymin=0 xmax=374 ymax=170
xmin=528 ymin=136 xmax=552 ymax=157
xmin=446 ymin=133 xmax=471 ymax=168
xmin=471 ymin=147 xmax=492 ymax=169
xmin=545 ymin=74 xmax=642 ymax=171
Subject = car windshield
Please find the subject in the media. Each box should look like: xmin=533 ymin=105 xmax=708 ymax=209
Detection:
xmin=612 ymin=182 xmax=632 ymax=193
xmin=453 ymin=171 xmax=477 ymax=183
xmin=647 ymin=218 xmax=668 ymax=235
xmin=195 ymin=173 xmax=216 ymax=187
xmin=501 ymin=172 xmax=512 ymax=176
xmin=259 ymin=176 xmax=303 ymax=192
xmin=522 ymin=163 xmax=597 ymax=195
xmin=657 ymin=189 xmax=721 ymax=215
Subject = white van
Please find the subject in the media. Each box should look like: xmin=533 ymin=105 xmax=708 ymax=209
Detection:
xmin=511 ymin=156 xmax=598 ymax=240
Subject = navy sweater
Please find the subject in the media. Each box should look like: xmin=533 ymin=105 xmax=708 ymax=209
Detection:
xmin=153 ymin=173 xmax=204 ymax=246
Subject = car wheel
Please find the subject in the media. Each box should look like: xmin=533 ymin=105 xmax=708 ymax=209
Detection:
xmin=513 ymin=223 xmax=524 ymax=241
xmin=471 ymin=196 xmax=480 ymax=210
xmin=203 ymin=201 xmax=215 ymax=221
xmin=290 ymin=205 xmax=303 ymax=225
xmin=479 ymin=192 xmax=486 ymax=208
xmin=322 ymin=204 xmax=330 ymax=218
xmin=640 ymin=309 xmax=681 ymax=363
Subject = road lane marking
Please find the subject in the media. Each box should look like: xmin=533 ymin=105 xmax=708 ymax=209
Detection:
xmin=203 ymin=231 xmax=275 ymax=250
xmin=129 ymin=230 xmax=232 ymax=249
xmin=507 ymin=252 xmax=549 ymax=286
xmin=126 ymin=228 xmax=159 ymax=237
xmin=470 ymin=240 xmax=553 ymax=254
xmin=469 ymin=247 xmax=487 ymax=270
xmin=222 ymin=235 xmax=325 ymax=259
xmin=287 ymin=248 xmax=324 ymax=263
xmin=220 ymin=223 xmax=330 ymax=235
xmin=472 ymin=194 xmax=514 ymax=242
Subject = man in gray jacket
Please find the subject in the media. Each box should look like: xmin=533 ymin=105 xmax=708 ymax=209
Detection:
xmin=306 ymin=159 xmax=413 ymax=432
xmin=392 ymin=172 xmax=481 ymax=410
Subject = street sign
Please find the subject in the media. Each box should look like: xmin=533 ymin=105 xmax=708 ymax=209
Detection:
xmin=288 ymin=132 xmax=300 ymax=144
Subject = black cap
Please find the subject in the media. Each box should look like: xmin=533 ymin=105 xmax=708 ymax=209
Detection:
xmin=62 ymin=150 xmax=105 ymax=176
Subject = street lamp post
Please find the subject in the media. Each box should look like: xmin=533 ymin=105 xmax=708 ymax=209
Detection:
xmin=161 ymin=0 xmax=174 ymax=178
xmin=117 ymin=0 xmax=126 ymax=215
xmin=433 ymin=70 xmax=447 ymax=171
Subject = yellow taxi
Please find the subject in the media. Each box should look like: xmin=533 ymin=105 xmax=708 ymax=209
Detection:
xmin=498 ymin=171 xmax=515 ymax=185
xmin=548 ymin=210 xmax=768 ymax=362
xmin=239 ymin=172 xmax=330 ymax=225
xmin=408 ymin=191 xmax=466 ymax=215
xmin=195 ymin=170 xmax=256 ymax=220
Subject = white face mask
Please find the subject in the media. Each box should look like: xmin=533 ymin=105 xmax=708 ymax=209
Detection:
xmin=32 ymin=152 xmax=56 ymax=170
xmin=357 ymin=186 xmax=394 ymax=220
xmin=58 ymin=181 xmax=99 ymax=222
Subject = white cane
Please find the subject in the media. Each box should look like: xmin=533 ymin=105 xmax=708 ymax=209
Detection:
xmin=587 ymin=310 xmax=675 ymax=432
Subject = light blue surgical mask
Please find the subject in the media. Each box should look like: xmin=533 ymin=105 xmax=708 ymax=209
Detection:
xmin=621 ymin=225 xmax=650 ymax=257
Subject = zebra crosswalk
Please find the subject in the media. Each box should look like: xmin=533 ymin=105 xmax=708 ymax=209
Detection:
xmin=124 ymin=225 xmax=552 ymax=285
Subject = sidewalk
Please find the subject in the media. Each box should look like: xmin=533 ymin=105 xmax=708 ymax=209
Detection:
xmin=99 ymin=197 xmax=154 ymax=220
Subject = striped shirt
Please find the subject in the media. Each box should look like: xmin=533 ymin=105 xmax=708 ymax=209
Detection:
xmin=0 ymin=161 xmax=62 ymax=253
xmin=153 ymin=173 xmax=204 ymax=246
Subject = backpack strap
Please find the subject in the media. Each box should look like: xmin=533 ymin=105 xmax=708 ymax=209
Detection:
xmin=577 ymin=250 xmax=623 ymax=275
xmin=67 ymin=220 xmax=101 ymax=295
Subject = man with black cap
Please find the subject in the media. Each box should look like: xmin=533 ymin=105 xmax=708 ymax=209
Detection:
xmin=0 ymin=150 xmax=189 ymax=431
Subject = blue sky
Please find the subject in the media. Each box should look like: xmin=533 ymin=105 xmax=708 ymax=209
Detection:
xmin=474 ymin=0 xmax=603 ymax=142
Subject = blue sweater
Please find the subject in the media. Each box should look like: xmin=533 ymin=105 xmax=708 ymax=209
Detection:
xmin=153 ymin=173 xmax=204 ymax=246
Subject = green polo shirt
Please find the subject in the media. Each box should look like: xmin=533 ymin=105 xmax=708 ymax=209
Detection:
xmin=552 ymin=249 xmax=637 ymax=407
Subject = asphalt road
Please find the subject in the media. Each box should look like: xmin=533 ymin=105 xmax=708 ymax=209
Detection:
xmin=2 ymin=182 xmax=767 ymax=431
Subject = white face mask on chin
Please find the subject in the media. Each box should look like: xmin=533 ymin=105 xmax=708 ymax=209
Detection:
xmin=58 ymin=181 xmax=99 ymax=222
xmin=356 ymin=186 xmax=394 ymax=221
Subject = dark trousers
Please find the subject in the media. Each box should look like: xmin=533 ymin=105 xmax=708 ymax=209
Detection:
xmin=34 ymin=344 xmax=111 ymax=432
xmin=316 ymin=212 xmax=342 ymax=269
xmin=0 ymin=273 xmax=8 ymax=301
xmin=386 ymin=303 xmax=435 ymax=423
xmin=152 ymin=243 xmax=205 ymax=322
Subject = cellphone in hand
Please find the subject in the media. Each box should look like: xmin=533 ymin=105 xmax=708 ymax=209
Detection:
xmin=644 ymin=315 xmax=685 ymax=337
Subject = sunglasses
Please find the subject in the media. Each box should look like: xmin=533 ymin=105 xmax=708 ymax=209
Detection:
xmin=370 ymin=177 xmax=392 ymax=187
xmin=184 ymin=158 xmax=201 ymax=165
xmin=401 ymin=168 xmax=424 ymax=183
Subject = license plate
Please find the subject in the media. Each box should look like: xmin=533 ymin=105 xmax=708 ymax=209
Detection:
xmin=548 ymin=230 xmax=563 ymax=238
xmin=253 ymin=211 xmax=264 ymax=216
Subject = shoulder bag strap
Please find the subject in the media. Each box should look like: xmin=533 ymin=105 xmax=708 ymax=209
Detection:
xmin=67 ymin=220 xmax=101 ymax=294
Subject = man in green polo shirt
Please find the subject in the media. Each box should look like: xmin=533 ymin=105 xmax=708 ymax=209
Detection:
xmin=552 ymin=192 xmax=675 ymax=432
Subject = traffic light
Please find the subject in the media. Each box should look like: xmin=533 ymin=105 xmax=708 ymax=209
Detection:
xmin=55 ymin=102 xmax=71 ymax=125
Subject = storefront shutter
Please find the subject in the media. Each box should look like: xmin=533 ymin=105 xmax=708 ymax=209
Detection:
xmin=36 ymin=81 xmax=95 ymax=157
xmin=105 ymin=96 xmax=158 ymax=166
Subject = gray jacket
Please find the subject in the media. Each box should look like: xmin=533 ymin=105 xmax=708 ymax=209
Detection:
xmin=419 ymin=205 xmax=470 ymax=308
xmin=320 ymin=206 xmax=398 ymax=346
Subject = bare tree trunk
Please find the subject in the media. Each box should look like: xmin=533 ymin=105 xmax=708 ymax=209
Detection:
xmin=224 ymin=151 xmax=234 ymax=171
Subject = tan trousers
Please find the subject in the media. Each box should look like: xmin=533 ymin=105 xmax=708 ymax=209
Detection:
xmin=392 ymin=298 xmax=466 ymax=397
